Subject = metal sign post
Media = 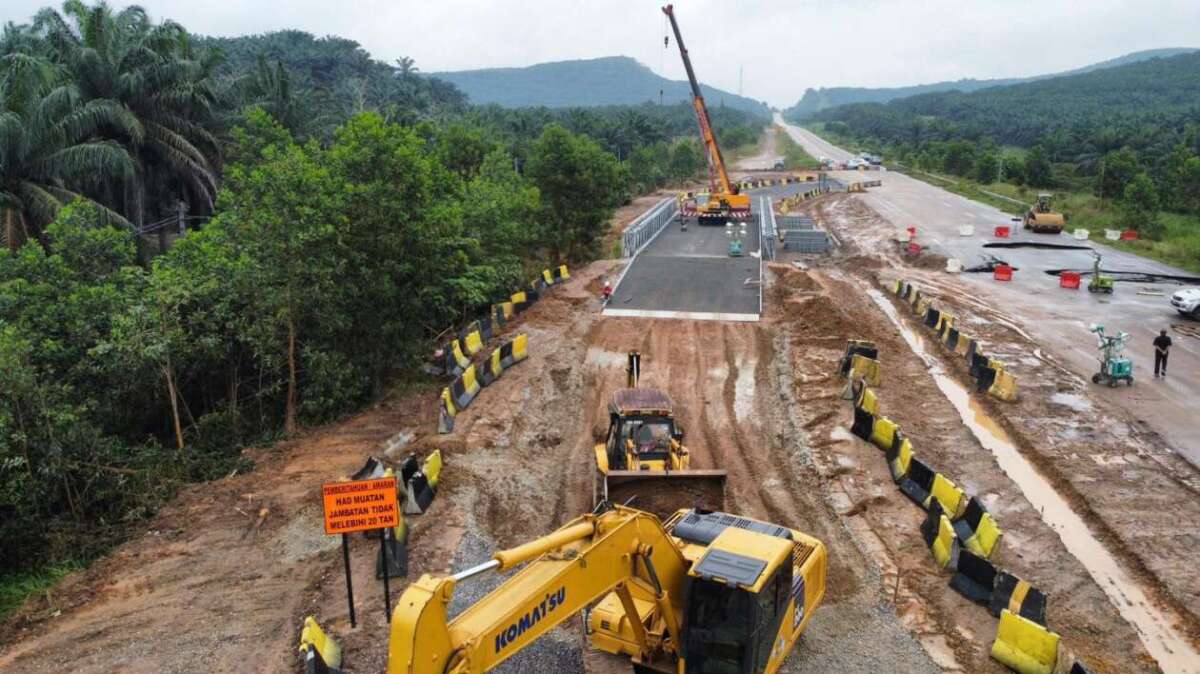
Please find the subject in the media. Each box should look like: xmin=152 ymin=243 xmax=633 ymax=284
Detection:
xmin=380 ymin=530 xmax=392 ymax=620
xmin=342 ymin=534 xmax=356 ymax=628
xmin=322 ymin=477 xmax=400 ymax=629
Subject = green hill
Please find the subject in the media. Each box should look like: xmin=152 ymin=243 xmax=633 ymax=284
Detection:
xmin=814 ymin=50 xmax=1200 ymax=151
xmin=430 ymin=56 xmax=769 ymax=116
xmin=785 ymin=48 xmax=1196 ymax=119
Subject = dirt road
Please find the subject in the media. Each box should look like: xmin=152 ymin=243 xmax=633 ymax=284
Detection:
xmin=4 ymin=182 xmax=1198 ymax=672
xmin=735 ymin=125 xmax=784 ymax=171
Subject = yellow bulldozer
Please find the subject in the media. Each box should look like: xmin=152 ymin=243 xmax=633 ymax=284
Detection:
xmin=388 ymin=504 xmax=828 ymax=673
xmin=1022 ymin=193 xmax=1066 ymax=233
xmin=593 ymin=352 xmax=726 ymax=517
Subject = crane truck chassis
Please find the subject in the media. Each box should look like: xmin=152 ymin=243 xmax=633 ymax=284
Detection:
xmin=388 ymin=504 xmax=827 ymax=673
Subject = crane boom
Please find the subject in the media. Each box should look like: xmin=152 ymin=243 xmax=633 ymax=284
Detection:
xmin=663 ymin=4 xmax=735 ymax=198
xmin=662 ymin=3 xmax=744 ymax=224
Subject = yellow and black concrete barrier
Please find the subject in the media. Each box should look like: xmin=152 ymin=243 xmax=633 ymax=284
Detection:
xmin=298 ymin=616 xmax=342 ymax=674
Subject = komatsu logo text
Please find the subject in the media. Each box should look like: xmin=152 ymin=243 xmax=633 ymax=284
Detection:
xmin=493 ymin=587 xmax=566 ymax=653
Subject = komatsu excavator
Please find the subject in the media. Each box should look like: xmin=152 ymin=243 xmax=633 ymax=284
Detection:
xmin=664 ymin=4 xmax=751 ymax=226
xmin=388 ymin=504 xmax=827 ymax=673
xmin=594 ymin=352 xmax=726 ymax=517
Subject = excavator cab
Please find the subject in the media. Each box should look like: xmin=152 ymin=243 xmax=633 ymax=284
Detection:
xmin=589 ymin=508 xmax=826 ymax=673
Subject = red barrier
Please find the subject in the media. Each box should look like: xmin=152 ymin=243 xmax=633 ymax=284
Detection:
xmin=994 ymin=226 xmax=1011 ymax=238
xmin=906 ymin=242 xmax=922 ymax=255
xmin=907 ymin=226 xmax=917 ymax=237
xmin=1120 ymin=230 xmax=1139 ymax=240
xmin=994 ymin=264 xmax=1013 ymax=281
xmin=1059 ymin=271 xmax=1081 ymax=289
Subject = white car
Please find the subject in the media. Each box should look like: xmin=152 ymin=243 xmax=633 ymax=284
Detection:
xmin=1170 ymin=287 xmax=1200 ymax=319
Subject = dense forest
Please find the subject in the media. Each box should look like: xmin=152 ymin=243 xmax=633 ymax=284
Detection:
xmin=802 ymin=51 xmax=1200 ymax=235
xmin=784 ymin=48 xmax=1195 ymax=117
xmin=0 ymin=1 xmax=764 ymax=580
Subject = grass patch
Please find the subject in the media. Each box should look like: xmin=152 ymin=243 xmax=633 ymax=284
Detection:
xmin=0 ymin=563 xmax=79 ymax=621
xmin=774 ymin=125 xmax=820 ymax=170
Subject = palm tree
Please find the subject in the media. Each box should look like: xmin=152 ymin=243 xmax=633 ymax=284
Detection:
xmin=234 ymin=55 xmax=336 ymax=140
xmin=32 ymin=1 xmax=226 ymax=223
xmin=0 ymin=52 xmax=138 ymax=250
xmin=394 ymin=56 xmax=418 ymax=79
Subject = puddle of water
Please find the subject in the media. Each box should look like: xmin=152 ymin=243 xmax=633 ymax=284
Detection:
xmin=865 ymin=287 xmax=1200 ymax=673
xmin=734 ymin=355 xmax=757 ymax=422
xmin=1049 ymin=392 xmax=1093 ymax=413
xmin=830 ymin=426 xmax=854 ymax=442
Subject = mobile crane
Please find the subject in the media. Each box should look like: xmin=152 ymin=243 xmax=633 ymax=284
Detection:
xmin=594 ymin=352 xmax=726 ymax=518
xmin=388 ymin=504 xmax=827 ymax=673
xmin=663 ymin=4 xmax=752 ymax=226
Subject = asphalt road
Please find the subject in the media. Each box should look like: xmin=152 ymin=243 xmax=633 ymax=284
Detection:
xmin=778 ymin=115 xmax=1200 ymax=465
xmin=606 ymin=196 xmax=764 ymax=320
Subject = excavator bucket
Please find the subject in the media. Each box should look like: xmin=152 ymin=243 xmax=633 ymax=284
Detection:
xmin=600 ymin=469 xmax=727 ymax=521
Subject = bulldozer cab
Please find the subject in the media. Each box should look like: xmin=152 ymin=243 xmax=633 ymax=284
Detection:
xmin=595 ymin=353 xmax=725 ymax=517
xmin=1035 ymin=193 xmax=1053 ymax=212
xmin=603 ymin=389 xmax=683 ymax=471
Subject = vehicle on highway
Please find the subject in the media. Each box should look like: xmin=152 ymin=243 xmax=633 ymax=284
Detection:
xmin=1171 ymin=287 xmax=1200 ymax=318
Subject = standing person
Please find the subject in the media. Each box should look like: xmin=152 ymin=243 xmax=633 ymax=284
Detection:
xmin=1153 ymin=329 xmax=1173 ymax=378
xmin=602 ymin=279 xmax=613 ymax=305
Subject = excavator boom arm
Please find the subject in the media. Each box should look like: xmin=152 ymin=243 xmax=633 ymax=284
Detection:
xmin=663 ymin=4 xmax=735 ymax=197
xmin=388 ymin=507 xmax=690 ymax=674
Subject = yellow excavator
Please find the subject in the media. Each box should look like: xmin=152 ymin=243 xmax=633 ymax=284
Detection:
xmin=594 ymin=352 xmax=726 ymax=517
xmin=664 ymin=4 xmax=751 ymax=226
xmin=1022 ymin=193 xmax=1066 ymax=233
xmin=388 ymin=504 xmax=827 ymax=673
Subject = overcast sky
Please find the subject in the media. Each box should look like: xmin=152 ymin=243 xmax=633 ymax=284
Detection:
xmin=4 ymin=0 xmax=1199 ymax=106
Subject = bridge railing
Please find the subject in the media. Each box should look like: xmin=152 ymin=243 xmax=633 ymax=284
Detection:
xmin=760 ymin=195 xmax=777 ymax=262
xmin=621 ymin=197 xmax=678 ymax=258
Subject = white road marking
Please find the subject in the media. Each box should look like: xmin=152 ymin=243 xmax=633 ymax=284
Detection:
xmin=602 ymin=308 xmax=760 ymax=322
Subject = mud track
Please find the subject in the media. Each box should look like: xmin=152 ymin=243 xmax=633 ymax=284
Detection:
xmin=4 ymin=191 xmax=1195 ymax=674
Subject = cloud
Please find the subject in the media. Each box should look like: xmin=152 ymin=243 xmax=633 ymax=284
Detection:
xmin=4 ymin=0 xmax=1198 ymax=106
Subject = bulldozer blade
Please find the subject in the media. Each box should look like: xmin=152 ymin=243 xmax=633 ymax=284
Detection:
xmin=603 ymin=470 xmax=727 ymax=520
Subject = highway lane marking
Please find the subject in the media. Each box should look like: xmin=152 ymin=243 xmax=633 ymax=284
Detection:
xmin=602 ymin=308 xmax=760 ymax=322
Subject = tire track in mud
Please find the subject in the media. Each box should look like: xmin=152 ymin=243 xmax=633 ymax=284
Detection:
xmin=577 ymin=312 xmax=937 ymax=672
xmin=769 ymin=260 xmax=1165 ymax=672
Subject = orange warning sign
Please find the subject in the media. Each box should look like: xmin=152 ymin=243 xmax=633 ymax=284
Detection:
xmin=321 ymin=477 xmax=399 ymax=535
